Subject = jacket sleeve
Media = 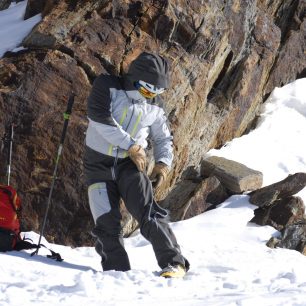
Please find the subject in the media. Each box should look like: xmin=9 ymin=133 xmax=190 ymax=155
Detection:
xmin=149 ymin=107 xmax=173 ymax=167
xmin=87 ymin=75 xmax=134 ymax=150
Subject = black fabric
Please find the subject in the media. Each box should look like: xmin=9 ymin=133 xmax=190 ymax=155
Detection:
xmin=29 ymin=243 xmax=63 ymax=262
xmin=0 ymin=228 xmax=63 ymax=261
xmin=91 ymin=159 xmax=189 ymax=271
xmin=125 ymin=52 xmax=170 ymax=89
xmin=0 ymin=228 xmax=15 ymax=252
xmin=84 ymin=146 xmax=117 ymax=185
xmin=87 ymin=74 xmax=122 ymax=124
xmin=15 ymin=239 xmax=38 ymax=251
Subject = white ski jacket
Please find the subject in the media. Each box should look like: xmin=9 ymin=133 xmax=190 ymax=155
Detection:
xmin=86 ymin=74 xmax=173 ymax=164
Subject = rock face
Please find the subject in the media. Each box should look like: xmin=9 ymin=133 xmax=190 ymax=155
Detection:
xmin=0 ymin=0 xmax=305 ymax=246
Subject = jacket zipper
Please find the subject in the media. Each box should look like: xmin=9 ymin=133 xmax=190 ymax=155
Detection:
xmin=111 ymin=153 xmax=119 ymax=180
xmin=111 ymin=100 xmax=136 ymax=181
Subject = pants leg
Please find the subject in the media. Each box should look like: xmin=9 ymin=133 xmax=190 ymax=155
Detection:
xmin=117 ymin=163 xmax=190 ymax=270
xmin=88 ymin=182 xmax=130 ymax=271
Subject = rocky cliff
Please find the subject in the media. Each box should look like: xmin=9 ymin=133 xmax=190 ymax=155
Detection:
xmin=0 ymin=0 xmax=305 ymax=246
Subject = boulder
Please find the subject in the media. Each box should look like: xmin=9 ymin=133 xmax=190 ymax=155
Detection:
xmin=250 ymin=196 xmax=305 ymax=230
xmin=201 ymin=156 xmax=263 ymax=193
xmin=161 ymin=175 xmax=229 ymax=221
xmin=249 ymin=173 xmax=306 ymax=207
xmin=267 ymin=221 xmax=306 ymax=256
xmin=249 ymin=173 xmax=306 ymax=230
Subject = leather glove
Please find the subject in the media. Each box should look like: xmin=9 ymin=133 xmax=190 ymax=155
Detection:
xmin=149 ymin=162 xmax=170 ymax=191
xmin=128 ymin=144 xmax=146 ymax=172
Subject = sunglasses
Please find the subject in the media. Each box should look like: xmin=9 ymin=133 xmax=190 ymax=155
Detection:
xmin=134 ymin=81 xmax=165 ymax=99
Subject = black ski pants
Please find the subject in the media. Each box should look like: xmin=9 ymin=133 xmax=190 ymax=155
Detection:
xmin=89 ymin=161 xmax=189 ymax=272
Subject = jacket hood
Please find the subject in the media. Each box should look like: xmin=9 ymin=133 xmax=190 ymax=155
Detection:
xmin=124 ymin=52 xmax=170 ymax=89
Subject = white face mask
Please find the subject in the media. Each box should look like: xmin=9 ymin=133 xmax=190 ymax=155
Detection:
xmin=125 ymin=90 xmax=146 ymax=103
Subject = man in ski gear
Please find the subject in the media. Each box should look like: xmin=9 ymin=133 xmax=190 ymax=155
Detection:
xmin=84 ymin=52 xmax=189 ymax=277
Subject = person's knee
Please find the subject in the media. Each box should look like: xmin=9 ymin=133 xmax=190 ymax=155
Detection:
xmin=95 ymin=213 xmax=121 ymax=232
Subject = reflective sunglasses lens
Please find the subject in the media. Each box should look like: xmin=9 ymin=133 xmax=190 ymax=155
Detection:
xmin=139 ymin=86 xmax=157 ymax=98
xmin=134 ymin=82 xmax=155 ymax=98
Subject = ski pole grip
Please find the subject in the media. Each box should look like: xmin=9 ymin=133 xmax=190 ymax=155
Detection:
xmin=65 ymin=94 xmax=75 ymax=115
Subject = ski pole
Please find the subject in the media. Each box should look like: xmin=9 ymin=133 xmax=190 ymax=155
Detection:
xmin=32 ymin=94 xmax=75 ymax=257
xmin=7 ymin=123 xmax=14 ymax=185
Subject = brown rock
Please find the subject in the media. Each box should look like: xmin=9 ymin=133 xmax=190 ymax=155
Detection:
xmin=0 ymin=49 xmax=92 ymax=245
xmin=250 ymin=196 xmax=305 ymax=230
xmin=161 ymin=176 xmax=229 ymax=221
xmin=249 ymin=173 xmax=306 ymax=207
xmin=181 ymin=176 xmax=229 ymax=220
xmin=266 ymin=236 xmax=280 ymax=249
xmin=201 ymin=156 xmax=263 ymax=193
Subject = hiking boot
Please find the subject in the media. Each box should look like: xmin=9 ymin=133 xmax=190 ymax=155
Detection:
xmin=159 ymin=264 xmax=186 ymax=278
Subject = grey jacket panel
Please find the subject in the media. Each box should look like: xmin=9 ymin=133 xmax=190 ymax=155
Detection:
xmin=149 ymin=108 xmax=173 ymax=165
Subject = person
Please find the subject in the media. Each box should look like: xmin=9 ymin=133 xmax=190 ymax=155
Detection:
xmin=84 ymin=52 xmax=190 ymax=278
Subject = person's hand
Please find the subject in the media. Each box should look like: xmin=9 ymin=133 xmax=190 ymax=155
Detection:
xmin=128 ymin=145 xmax=146 ymax=172
xmin=149 ymin=162 xmax=170 ymax=191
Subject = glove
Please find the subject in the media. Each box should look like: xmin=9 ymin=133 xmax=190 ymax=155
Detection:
xmin=149 ymin=162 xmax=170 ymax=191
xmin=128 ymin=144 xmax=146 ymax=172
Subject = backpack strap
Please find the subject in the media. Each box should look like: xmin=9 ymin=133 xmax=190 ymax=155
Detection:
xmin=15 ymin=236 xmax=63 ymax=262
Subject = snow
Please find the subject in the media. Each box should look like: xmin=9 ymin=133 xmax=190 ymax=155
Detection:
xmin=0 ymin=1 xmax=41 ymax=58
xmin=208 ymin=78 xmax=306 ymax=201
xmin=1 ymin=3 xmax=306 ymax=306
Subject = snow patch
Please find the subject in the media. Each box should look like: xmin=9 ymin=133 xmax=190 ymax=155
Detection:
xmin=0 ymin=1 xmax=41 ymax=58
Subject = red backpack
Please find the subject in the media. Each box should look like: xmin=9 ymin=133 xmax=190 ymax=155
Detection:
xmin=0 ymin=185 xmax=63 ymax=260
xmin=0 ymin=184 xmax=22 ymax=251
